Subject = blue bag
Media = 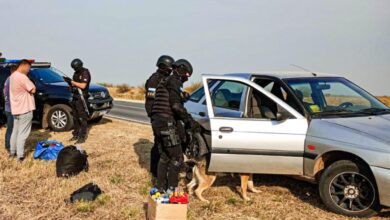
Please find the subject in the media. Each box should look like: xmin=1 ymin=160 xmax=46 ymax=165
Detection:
xmin=33 ymin=140 xmax=64 ymax=160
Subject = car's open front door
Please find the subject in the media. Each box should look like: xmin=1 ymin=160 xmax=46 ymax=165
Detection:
xmin=203 ymin=75 xmax=308 ymax=175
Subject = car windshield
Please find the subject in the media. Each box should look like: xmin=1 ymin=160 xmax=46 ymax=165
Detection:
xmin=30 ymin=67 xmax=65 ymax=83
xmin=285 ymin=77 xmax=390 ymax=117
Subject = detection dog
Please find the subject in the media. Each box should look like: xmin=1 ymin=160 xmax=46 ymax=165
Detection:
xmin=187 ymin=157 xmax=261 ymax=203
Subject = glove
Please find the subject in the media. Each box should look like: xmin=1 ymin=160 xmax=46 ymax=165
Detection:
xmin=186 ymin=118 xmax=201 ymax=134
xmin=181 ymin=91 xmax=190 ymax=102
xmin=63 ymin=76 xmax=72 ymax=85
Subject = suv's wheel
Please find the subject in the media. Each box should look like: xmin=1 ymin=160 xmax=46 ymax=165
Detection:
xmin=319 ymin=160 xmax=380 ymax=217
xmin=47 ymin=104 xmax=73 ymax=132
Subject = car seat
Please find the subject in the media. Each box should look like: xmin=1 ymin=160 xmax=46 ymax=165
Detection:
xmin=213 ymin=89 xmax=231 ymax=108
xmin=250 ymin=90 xmax=276 ymax=119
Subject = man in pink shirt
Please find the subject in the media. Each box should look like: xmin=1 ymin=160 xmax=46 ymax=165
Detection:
xmin=9 ymin=59 xmax=36 ymax=161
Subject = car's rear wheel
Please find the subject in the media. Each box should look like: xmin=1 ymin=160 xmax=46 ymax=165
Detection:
xmin=48 ymin=104 xmax=73 ymax=132
xmin=319 ymin=160 xmax=380 ymax=218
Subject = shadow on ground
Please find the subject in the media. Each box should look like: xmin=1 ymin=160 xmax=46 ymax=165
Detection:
xmin=93 ymin=117 xmax=113 ymax=126
xmin=208 ymin=173 xmax=390 ymax=218
xmin=24 ymin=125 xmax=52 ymax=156
xmin=133 ymin=138 xmax=153 ymax=172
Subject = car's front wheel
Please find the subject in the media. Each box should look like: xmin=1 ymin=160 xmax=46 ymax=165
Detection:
xmin=47 ymin=104 xmax=73 ymax=132
xmin=319 ymin=160 xmax=380 ymax=218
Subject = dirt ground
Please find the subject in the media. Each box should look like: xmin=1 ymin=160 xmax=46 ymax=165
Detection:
xmin=0 ymin=118 xmax=389 ymax=220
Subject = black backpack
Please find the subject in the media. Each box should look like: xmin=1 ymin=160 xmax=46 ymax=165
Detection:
xmin=56 ymin=145 xmax=88 ymax=177
xmin=68 ymin=183 xmax=102 ymax=203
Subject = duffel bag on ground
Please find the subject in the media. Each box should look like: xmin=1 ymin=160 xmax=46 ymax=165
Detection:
xmin=33 ymin=140 xmax=64 ymax=160
xmin=56 ymin=145 xmax=88 ymax=177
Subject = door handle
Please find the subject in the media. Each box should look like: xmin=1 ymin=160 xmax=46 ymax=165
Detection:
xmin=199 ymin=112 xmax=206 ymax=117
xmin=219 ymin=127 xmax=233 ymax=133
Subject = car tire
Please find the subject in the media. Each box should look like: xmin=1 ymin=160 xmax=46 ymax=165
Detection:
xmin=319 ymin=160 xmax=380 ymax=218
xmin=90 ymin=116 xmax=103 ymax=123
xmin=47 ymin=104 xmax=73 ymax=132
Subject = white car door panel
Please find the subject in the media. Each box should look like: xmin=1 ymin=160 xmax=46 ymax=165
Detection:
xmin=208 ymin=118 xmax=307 ymax=174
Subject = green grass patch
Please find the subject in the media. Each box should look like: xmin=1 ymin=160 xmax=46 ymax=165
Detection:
xmin=110 ymin=174 xmax=124 ymax=184
xmin=75 ymin=201 xmax=95 ymax=213
xmin=226 ymin=197 xmax=239 ymax=205
xmin=121 ymin=207 xmax=139 ymax=218
xmin=96 ymin=194 xmax=110 ymax=205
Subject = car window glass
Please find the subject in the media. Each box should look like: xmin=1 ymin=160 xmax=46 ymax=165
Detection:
xmin=286 ymin=78 xmax=387 ymax=115
xmin=289 ymin=82 xmax=314 ymax=104
xmin=30 ymin=68 xmax=64 ymax=84
xmin=207 ymin=80 xmax=246 ymax=118
xmin=191 ymin=80 xmax=217 ymax=104
xmin=321 ymin=82 xmax=370 ymax=107
xmin=212 ymin=81 xmax=244 ymax=111
xmin=189 ymin=87 xmax=204 ymax=103
xmin=263 ymin=81 xmax=274 ymax=92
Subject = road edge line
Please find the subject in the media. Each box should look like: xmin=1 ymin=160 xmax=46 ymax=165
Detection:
xmin=105 ymin=115 xmax=150 ymax=125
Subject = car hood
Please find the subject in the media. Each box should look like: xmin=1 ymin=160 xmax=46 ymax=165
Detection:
xmin=322 ymin=114 xmax=390 ymax=144
xmin=46 ymin=82 xmax=108 ymax=93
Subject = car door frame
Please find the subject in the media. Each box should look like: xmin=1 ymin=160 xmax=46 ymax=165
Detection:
xmin=202 ymin=75 xmax=309 ymax=175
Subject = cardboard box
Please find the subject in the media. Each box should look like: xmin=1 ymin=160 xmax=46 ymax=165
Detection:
xmin=147 ymin=196 xmax=187 ymax=220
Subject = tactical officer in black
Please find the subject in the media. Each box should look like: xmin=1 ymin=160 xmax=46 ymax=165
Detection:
xmin=145 ymin=55 xmax=174 ymax=179
xmin=64 ymin=58 xmax=91 ymax=144
xmin=151 ymin=59 xmax=196 ymax=191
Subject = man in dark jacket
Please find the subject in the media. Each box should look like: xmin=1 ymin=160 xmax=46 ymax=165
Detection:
xmin=144 ymin=55 xmax=174 ymax=180
xmin=151 ymin=59 xmax=196 ymax=191
xmin=65 ymin=58 xmax=91 ymax=144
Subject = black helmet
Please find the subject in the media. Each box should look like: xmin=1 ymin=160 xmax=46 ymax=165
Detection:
xmin=173 ymin=59 xmax=193 ymax=75
xmin=71 ymin=58 xmax=83 ymax=70
xmin=156 ymin=55 xmax=174 ymax=69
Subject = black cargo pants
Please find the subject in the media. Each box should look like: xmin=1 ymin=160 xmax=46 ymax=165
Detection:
xmin=151 ymin=115 xmax=183 ymax=191
xmin=70 ymin=96 xmax=89 ymax=138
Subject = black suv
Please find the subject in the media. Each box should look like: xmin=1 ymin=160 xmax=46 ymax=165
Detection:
xmin=0 ymin=60 xmax=113 ymax=131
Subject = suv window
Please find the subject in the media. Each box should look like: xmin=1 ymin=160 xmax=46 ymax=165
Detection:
xmin=30 ymin=68 xmax=64 ymax=84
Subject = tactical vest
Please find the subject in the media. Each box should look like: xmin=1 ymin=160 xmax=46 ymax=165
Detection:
xmin=151 ymin=79 xmax=173 ymax=117
xmin=72 ymin=68 xmax=90 ymax=97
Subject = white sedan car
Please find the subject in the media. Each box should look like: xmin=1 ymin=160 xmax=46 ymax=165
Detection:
xmin=185 ymin=72 xmax=390 ymax=217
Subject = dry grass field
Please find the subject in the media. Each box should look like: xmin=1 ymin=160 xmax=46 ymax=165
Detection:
xmin=378 ymin=96 xmax=390 ymax=106
xmin=103 ymin=81 xmax=202 ymax=102
xmin=107 ymin=85 xmax=146 ymax=101
xmin=0 ymin=118 xmax=389 ymax=219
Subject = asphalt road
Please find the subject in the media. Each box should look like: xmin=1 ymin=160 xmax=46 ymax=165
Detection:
xmin=106 ymin=100 xmax=150 ymax=124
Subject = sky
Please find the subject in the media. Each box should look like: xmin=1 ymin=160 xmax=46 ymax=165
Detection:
xmin=1 ymin=0 xmax=390 ymax=95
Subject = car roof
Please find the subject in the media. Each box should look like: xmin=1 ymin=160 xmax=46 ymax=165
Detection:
xmin=223 ymin=71 xmax=341 ymax=80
